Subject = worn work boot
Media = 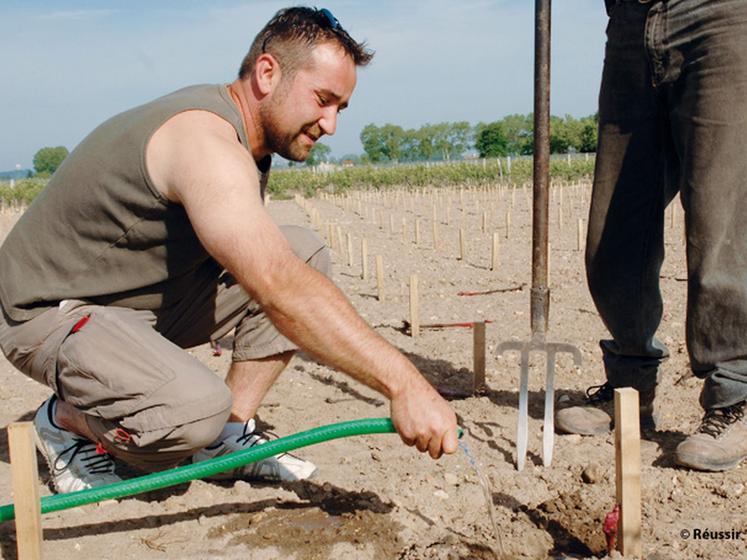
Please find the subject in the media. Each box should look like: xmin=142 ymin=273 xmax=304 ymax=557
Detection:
xmin=674 ymin=401 xmax=747 ymax=472
xmin=555 ymin=382 xmax=658 ymax=435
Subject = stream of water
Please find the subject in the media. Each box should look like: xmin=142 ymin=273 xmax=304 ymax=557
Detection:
xmin=459 ymin=440 xmax=506 ymax=559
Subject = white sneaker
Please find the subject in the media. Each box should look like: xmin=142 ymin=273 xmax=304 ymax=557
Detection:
xmin=192 ymin=419 xmax=317 ymax=482
xmin=34 ymin=395 xmax=122 ymax=494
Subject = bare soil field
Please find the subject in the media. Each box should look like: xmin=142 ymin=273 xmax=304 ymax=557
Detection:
xmin=1 ymin=183 xmax=745 ymax=559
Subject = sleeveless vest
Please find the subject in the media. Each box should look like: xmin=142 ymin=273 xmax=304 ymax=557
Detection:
xmin=0 ymin=84 xmax=270 ymax=321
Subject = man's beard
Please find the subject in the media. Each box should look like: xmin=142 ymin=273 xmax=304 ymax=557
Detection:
xmin=260 ymin=90 xmax=319 ymax=162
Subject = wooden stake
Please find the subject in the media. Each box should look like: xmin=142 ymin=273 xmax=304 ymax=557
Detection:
xmin=505 ymin=211 xmax=512 ymax=239
xmin=432 ymin=220 xmax=439 ymax=251
xmin=473 ymin=321 xmax=486 ymax=392
xmin=9 ymin=422 xmax=43 ymax=560
xmin=415 ymin=219 xmax=421 ymax=246
xmin=336 ymin=226 xmax=344 ymax=258
xmin=375 ymin=255 xmax=385 ymax=301
xmin=481 ymin=211 xmax=487 ymax=233
xmin=614 ymin=388 xmax=642 ymax=558
xmin=459 ymin=228 xmax=466 ymax=261
xmin=409 ymin=275 xmax=420 ymax=337
xmin=491 ymin=233 xmax=500 ymax=271
xmin=361 ymin=238 xmax=368 ymax=280
xmin=346 ymin=233 xmax=353 ymax=267
xmin=327 ymin=223 xmax=336 ymax=251
xmin=577 ymin=218 xmax=584 ymax=252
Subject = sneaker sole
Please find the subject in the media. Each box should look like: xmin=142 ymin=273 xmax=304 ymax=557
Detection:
xmin=33 ymin=428 xmax=65 ymax=493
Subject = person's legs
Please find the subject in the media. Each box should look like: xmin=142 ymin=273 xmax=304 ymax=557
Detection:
xmin=664 ymin=0 xmax=747 ymax=470
xmin=0 ymin=301 xmax=233 ymax=491
xmin=556 ymin=1 xmax=674 ymax=435
xmin=53 ymin=304 xmax=234 ymax=471
xmin=158 ymin=224 xmax=331 ymax=481
xmin=225 ymin=351 xmax=294 ymax=422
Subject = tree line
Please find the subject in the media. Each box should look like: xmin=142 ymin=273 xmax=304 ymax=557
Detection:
xmin=26 ymin=112 xmax=598 ymax=175
xmin=357 ymin=113 xmax=598 ymax=164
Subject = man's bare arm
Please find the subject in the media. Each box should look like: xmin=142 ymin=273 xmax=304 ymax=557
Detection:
xmin=146 ymin=111 xmax=458 ymax=458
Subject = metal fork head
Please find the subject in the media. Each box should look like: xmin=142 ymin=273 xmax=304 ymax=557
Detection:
xmin=496 ymin=338 xmax=582 ymax=470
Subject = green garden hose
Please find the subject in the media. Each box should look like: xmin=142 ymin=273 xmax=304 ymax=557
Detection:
xmin=0 ymin=417 xmax=461 ymax=522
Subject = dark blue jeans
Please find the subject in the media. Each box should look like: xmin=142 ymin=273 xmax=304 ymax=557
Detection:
xmin=588 ymin=0 xmax=747 ymax=409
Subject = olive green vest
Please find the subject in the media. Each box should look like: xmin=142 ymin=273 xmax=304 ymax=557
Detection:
xmin=0 ymin=84 xmax=270 ymax=321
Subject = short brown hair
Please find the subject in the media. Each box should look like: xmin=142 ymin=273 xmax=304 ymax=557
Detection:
xmin=238 ymin=6 xmax=374 ymax=80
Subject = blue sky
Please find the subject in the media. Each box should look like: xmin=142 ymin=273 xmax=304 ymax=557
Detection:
xmin=0 ymin=1 xmax=608 ymax=170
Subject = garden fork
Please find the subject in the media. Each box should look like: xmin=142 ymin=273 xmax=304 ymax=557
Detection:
xmin=496 ymin=0 xmax=582 ymax=470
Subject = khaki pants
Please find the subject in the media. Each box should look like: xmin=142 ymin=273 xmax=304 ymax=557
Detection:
xmin=0 ymin=225 xmax=330 ymax=471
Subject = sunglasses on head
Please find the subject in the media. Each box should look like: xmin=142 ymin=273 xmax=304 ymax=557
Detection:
xmin=262 ymin=7 xmax=345 ymax=54
xmin=318 ymin=8 xmax=341 ymax=30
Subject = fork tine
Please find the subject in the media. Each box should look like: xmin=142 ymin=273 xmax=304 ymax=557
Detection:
xmin=543 ymin=350 xmax=557 ymax=466
xmin=517 ymin=345 xmax=530 ymax=471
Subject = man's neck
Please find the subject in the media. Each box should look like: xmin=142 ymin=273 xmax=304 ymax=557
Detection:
xmin=227 ymin=79 xmax=270 ymax=162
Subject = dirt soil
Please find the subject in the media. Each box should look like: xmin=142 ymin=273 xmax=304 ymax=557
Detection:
xmin=1 ymin=183 xmax=745 ymax=560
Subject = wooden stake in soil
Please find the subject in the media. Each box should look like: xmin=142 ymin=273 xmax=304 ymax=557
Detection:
xmin=577 ymin=218 xmax=585 ymax=252
xmin=491 ymin=233 xmax=500 ymax=271
xmin=459 ymin=228 xmax=466 ymax=261
xmin=375 ymin=255 xmax=385 ymax=301
xmin=415 ymin=219 xmax=422 ymax=246
xmin=505 ymin=211 xmax=512 ymax=240
xmin=473 ymin=321 xmax=486 ymax=392
xmin=409 ymin=275 xmax=420 ymax=337
xmin=614 ymin=388 xmax=642 ymax=558
xmin=361 ymin=238 xmax=368 ymax=280
xmin=432 ymin=220 xmax=439 ymax=251
xmin=327 ymin=223 xmax=336 ymax=251
xmin=9 ymin=422 xmax=43 ymax=560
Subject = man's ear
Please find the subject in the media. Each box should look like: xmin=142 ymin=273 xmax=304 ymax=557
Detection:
xmin=254 ymin=53 xmax=282 ymax=96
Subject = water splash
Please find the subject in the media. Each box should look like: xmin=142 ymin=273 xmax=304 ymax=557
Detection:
xmin=459 ymin=440 xmax=506 ymax=559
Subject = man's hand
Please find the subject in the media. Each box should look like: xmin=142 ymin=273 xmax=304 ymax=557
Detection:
xmin=390 ymin=375 xmax=459 ymax=459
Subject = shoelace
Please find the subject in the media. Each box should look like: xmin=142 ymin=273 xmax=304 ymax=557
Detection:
xmin=234 ymin=423 xmax=293 ymax=460
xmin=54 ymin=438 xmax=116 ymax=475
xmin=698 ymin=403 xmax=746 ymax=439
xmin=229 ymin=423 xmax=284 ymax=479
xmin=586 ymin=382 xmax=614 ymax=403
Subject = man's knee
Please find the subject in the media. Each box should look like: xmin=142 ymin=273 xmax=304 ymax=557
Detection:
xmin=279 ymin=225 xmax=331 ymax=277
xmin=91 ymin=377 xmax=232 ymax=472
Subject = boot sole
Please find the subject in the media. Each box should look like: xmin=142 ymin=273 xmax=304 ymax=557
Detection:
xmin=675 ymin=452 xmax=746 ymax=472
xmin=556 ymin=425 xmax=611 ymax=436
